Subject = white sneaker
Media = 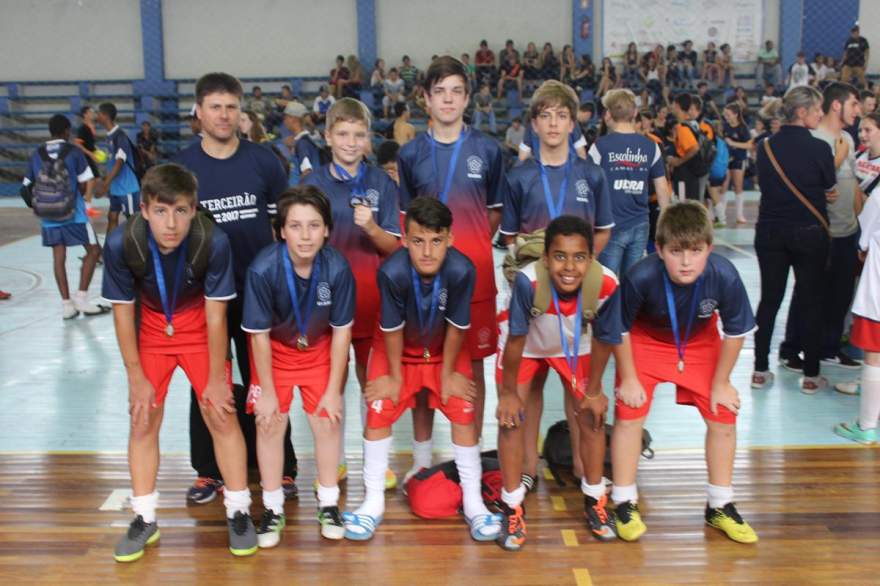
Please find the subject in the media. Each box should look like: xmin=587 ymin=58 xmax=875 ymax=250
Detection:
xmin=834 ymin=381 xmax=860 ymax=395
xmin=62 ymin=301 xmax=79 ymax=320
xmin=74 ymin=294 xmax=110 ymax=316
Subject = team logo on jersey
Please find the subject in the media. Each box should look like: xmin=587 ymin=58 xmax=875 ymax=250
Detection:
xmin=317 ymin=282 xmax=332 ymax=306
xmin=438 ymin=288 xmax=448 ymax=310
xmin=365 ymin=188 xmax=380 ymax=210
xmin=575 ymin=179 xmax=591 ymax=202
xmin=467 ymin=156 xmax=483 ymax=179
xmin=698 ymin=298 xmax=719 ymax=318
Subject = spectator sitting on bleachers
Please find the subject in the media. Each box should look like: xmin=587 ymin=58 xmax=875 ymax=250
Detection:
xmin=666 ymin=44 xmax=683 ymax=88
xmin=392 ymin=102 xmax=415 ymax=146
xmin=522 ymin=42 xmax=541 ymax=90
xmin=597 ymin=57 xmax=618 ymax=96
xmin=811 ymin=54 xmax=833 ymax=86
xmin=264 ymin=84 xmax=294 ymax=133
xmin=502 ymin=39 xmax=519 ymax=64
xmin=475 ymin=40 xmax=496 ymax=86
xmin=461 ymin=53 xmax=477 ymax=90
xmin=697 ymin=81 xmax=720 ymax=120
xmin=371 ymin=58 xmax=386 ymax=89
xmin=375 ymin=140 xmax=400 ymax=185
xmin=472 ymin=83 xmax=497 ymax=135
xmin=329 ymin=54 xmax=350 ymax=99
xmin=399 ymin=55 xmax=421 ymax=94
xmin=383 ymin=68 xmax=406 ymax=118
xmin=679 ymin=40 xmax=698 ymax=87
xmin=245 ymin=85 xmax=271 ymax=121
xmin=622 ymin=42 xmax=640 ymax=86
xmin=641 ymin=53 xmax=663 ymax=101
xmin=313 ymin=85 xmax=336 ymax=123
xmin=336 ymin=55 xmax=364 ymax=99
xmin=719 ymin=43 xmax=735 ymax=87
xmin=702 ymin=42 xmax=721 ymax=85
xmin=787 ymin=51 xmax=812 ymax=89
xmin=760 ymin=81 xmax=780 ymax=106
xmin=503 ymin=115 xmax=524 ymax=156
xmin=756 ymin=40 xmax=782 ymax=88
xmin=497 ymin=51 xmax=523 ymax=99
xmin=571 ymin=54 xmax=597 ymax=94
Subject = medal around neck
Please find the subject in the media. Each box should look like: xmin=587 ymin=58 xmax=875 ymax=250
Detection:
xmin=281 ymin=244 xmax=321 ymax=352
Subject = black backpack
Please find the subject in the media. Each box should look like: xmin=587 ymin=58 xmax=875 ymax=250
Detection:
xmin=121 ymin=132 xmax=147 ymax=184
xmin=683 ymin=121 xmax=717 ymax=177
xmin=542 ymin=420 xmax=654 ymax=487
xmin=27 ymin=144 xmax=76 ymax=221
xmin=121 ymin=206 xmax=216 ymax=281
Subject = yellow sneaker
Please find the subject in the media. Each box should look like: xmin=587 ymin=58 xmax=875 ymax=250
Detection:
xmin=705 ymin=503 xmax=758 ymax=544
xmin=614 ymin=501 xmax=647 ymax=542
xmin=384 ymin=468 xmax=398 ymax=490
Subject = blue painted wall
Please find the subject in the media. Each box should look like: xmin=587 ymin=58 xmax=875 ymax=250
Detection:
xmin=802 ymin=0 xmax=859 ymax=65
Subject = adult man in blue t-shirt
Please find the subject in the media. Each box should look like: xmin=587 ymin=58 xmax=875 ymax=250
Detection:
xmin=589 ymin=89 xmax=670 ymax=276
xmin=173 ymin=72 xmax=299 ymax=504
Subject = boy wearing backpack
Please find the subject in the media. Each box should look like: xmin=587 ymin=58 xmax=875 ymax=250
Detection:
xmin=102 ymin=163 xmax=257 ymax=561
xmin=22 ymin=114 xmax=106 ymax=319
xmin=95 ymin=102 xmax=142 ymax=235
xmin=592 ymin=202 xmax=758 ymax=544
xmin=668 ymin=94 xmax=715 ymax=203
xmin=495 ymin=215 xmax=622 ymax=550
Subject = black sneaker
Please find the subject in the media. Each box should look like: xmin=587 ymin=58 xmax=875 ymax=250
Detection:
xmin=227 ymin=511 xmax=258 ymax=556
xmin=496 ymin=502 xmax=527 ymax=552
xmin=821 ymin=352 xmax=862 ymax=370
xmin=779 ymin=355 xmax=804 ymax=372
xmin=584 ymin=495 xmax=617 ymax=541
xmin=521 ymin=473 xmax=538 ymax=494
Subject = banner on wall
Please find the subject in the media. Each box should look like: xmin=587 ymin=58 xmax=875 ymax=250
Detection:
xmin=602 ymin=0 xmax=763 ymax=61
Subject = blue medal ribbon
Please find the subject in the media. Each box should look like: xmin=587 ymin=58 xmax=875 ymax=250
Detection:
xmin=550 ymin=286 xmax=583 ymax=390
xmin=147 ymin=232 xmax=187 ymax=337
xmin=281 ymin=243 xmax=321 ymax=350
xmin=429 ymin=128 xmax=467 ymax=204
xmin=661 ymin=271 xmax=703 ymax=372
xmin=534 ymin=143 xmax=573 ymax=220
xmin=411 ymin=267 xmax=441 ymax=361
xmin=334 ymin=161 xmax=367 ymax=206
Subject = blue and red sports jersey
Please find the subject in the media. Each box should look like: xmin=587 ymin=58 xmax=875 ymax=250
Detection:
xmin=23 ymin=139 xmax=94 ymax=229
xmin=500 ymin=157 xmax=614 ymax=235
xmin=621 ymin=253 xmax=756 ymax=343
xmin=498 ymin=261 xmax=622 ymax=358
xmin=172 ymin=139 xmax=288 ymax=290
xmin=588 ymin=132 xmax=666 ymax=231
xmin=303 ymin=164 xmax=401 ymax=338
xmin=101 ymin=224 xmax=237 ymax=354
xmin=242 ymin=243 xmax=355 ymax=351
xmin=397 ymin=128 xmax=504 ymax=302
xmin=377 ymin=247 xmax=475 ymax=363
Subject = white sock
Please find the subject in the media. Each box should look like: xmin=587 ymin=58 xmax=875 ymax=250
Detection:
xmin=735 ymin=192 xmax=745 ymax=219
xmin=858 ymin=364 xmax=880 ymax=430
xmin=317 ymin=484 xmax=340 ymax=508
xmin=707 ymin=483 xmax=734 ymax=509
xmin=714 ymin=200 xmax=726 ymax=223
xmin=223 ymin=488 xmax=252 ymax=519
xmin=411 ymin=439 xmax=433 ymax=472
xmin=453 ymin=443 xmax=491 ymax=519
xmin=581 ymin=477 xmax=605 ymax=500
xmin=611 ymin=483 xmax=638 ymax=505
xmin=75 ymin=290 xmax=88 ymax=301
xmin=130 ymin=490 xmax=159 ymax=524
xmin=501 ymin=485 xmax=526 ymax=509
xmin=354 ymin=436 xmax=391 ymax=519
xmin=262 ymin=487 xmax=284 ymax=515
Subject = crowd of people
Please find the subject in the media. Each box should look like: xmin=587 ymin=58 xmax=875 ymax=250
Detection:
xmin=13 ymin=31 xmax=880 ymax=565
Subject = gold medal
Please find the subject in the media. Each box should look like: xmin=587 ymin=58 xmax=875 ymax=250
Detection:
xmin=297 ymin=335 xmax=309 ymax=351
xmin=571 ymin=375 xmax=577 ymax=390
xmin=677 ymin=359 xmax=684 ymax=373
xmin=165 ymin=323 xmax=174 ymax=337
xmin=423 ymin=347 xmax=431 ymax=362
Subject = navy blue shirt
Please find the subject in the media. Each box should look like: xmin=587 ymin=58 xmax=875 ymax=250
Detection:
xmin=378 ymin=247 xmax=475 ymax=362
xmin=620 ymin=252 xmax=755 ymax=343
xmin=722 ymin=121 xmax=751 ymax=164
xmin=501 ymin=157 xmax=614 ymax=235
xmin=295 ymin=133 xmax=323 ymax=176
xmin=756 ymin=125 xmax=836 ymax=227
xmin=588 ymin=132 xmax=666 ymax=231
xmin=173 ymin=140 xmax=288 ymax=290
xmin=242 ymin=244 xmax=355 ymax=348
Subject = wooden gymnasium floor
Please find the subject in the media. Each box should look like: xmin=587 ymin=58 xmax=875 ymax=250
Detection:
xmin=2 ymin=194 xmax=880 ymax=584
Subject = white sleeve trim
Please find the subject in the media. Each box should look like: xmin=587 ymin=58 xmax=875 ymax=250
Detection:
xmin=573 ymin=135 xmax=587 ymax=150
xmin=22 ymin=177 xmax=32 ymax=187
xmin=587 ymin=144 xmax=601 ymax=165
xmin=519 ymin=142 xmax=532 ymax=153
xmin=487 ymin=203 xmax=504 ymax=209
xmin=300 ymin=157 xmax=313 ymax=172
xmin=102 ymin=297 xmax=135 ymax=305
xmin=204 ymin=293 xmax=237 ymax=301
xmin=499 ymin=229 xmax=519 ymax=236
xmin=379 ymin=321 xmax=405 ymax=332
xmin=652 ymin=143 xmax=662 ymax=165
xmin=722 ymin=325 xmax=758 ymax=339
xmin=446 ymin=316 xmax=471 ymax=330
xmin=331 ymin=320 xmax=354 ymax=329
xmin=241 ymin=325 xmax=271 ymax=333
xmin=596 ymin=222 xmax=616 ymax=230
xmin=115 ymin=148 xmax=127 ymax=162
xmin=77 ymin=167 xmax=95 ymax=183
xmin=384 ymin=229 xmax=402 ymax=238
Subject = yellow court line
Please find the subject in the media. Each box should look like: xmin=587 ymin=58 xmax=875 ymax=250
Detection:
xmin=572 ymin=568 xmax=593 ymax=586
xmin=551 ymin=496 xmax=567 ymax=511
xmin=543 ymin=468 xmax=555 ymax=481
xmin=561 ymin=529 xmax=579 ymax=547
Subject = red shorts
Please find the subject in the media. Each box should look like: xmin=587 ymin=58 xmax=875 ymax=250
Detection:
xmin=365 ymin=341 xmax=474 ymax=428
xmin=352 ymin=336 xmax=372 ymax=368
xmin=852 ymin=316 xmax=880 ymax=353
xmin=615 ymin=320 xmax=736 ymax=425
xmin=246 ymin=337 xmax=332 ymax=417
xmin=495 ymin=354 xmax=592 ymax=401
xmin=141 ymin=352 xmax=232 ymax=405
xmin=467 ymin=298 xmax=498 ymax=360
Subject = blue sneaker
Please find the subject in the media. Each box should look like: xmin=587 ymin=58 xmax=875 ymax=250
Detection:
xmin=186 ymin=477 xmax=223 ymax=504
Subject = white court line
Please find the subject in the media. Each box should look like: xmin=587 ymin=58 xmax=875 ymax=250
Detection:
xmin=99 ymin=488 xmax=131 ymax=511
xmin=714 ymin=236 xmax=757 ymax=260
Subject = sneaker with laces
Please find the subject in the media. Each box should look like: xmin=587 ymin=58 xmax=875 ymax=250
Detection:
xmin=318 ymin=505 xmax=345 ymax=540
xmin=256 ymin=509 xmax=286 ymax=548
xmin=834 ymin=421 xmax=878 ymax=445
xmin=521 ymin=473 xmax=538 ymax=494
xmin=800 ymin=375 xmax=829 ymax=395
xmin=282 ymin=475 xmax=298 ymax=500
xmin=62 ymin=301 xmax=79 ymax=320
xmin=705 ymin=502 xmax=758 ymax=544
xmin=187 ymin=477 xmax=224 ymax=504
xmin=834 ymin=381 xmax=860 ymax=395
xmin=495 ymin=502 xmax=527 ymax=551
xmin=227 ymin=511 xmax=258 ymax=556
xmin=614 ymin=500 xmax=646 ymax=542
xmin=821 ymin=352 xmax=862 ymax=369
xmin=779 ymin=355 xmax=804 ymax=373
xmin=113 ymin=515 xmax=160 ymax=562
xmin=584 ymin=495 xmax=617 ymax=541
